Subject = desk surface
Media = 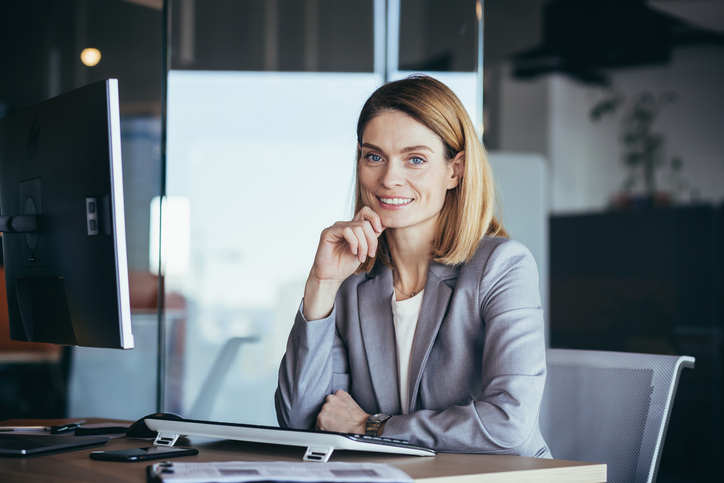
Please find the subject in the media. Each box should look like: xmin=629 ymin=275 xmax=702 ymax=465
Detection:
xmin=0 ymin=419 xmax=606 ymax=483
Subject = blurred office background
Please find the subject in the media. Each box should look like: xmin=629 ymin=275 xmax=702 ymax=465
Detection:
xmin=1 ymin=1 xmax=722 ymax=481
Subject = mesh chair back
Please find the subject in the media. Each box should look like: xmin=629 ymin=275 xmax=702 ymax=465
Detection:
xmin=540 ymin=349 xmax=694 ymax=483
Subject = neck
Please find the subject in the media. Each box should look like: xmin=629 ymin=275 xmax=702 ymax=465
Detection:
xmin=387 ymin=224 xmax=435 ymax=300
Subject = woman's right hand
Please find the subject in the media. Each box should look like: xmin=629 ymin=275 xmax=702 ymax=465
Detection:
xmin=302 ymin=206 xmax=384 ymax=321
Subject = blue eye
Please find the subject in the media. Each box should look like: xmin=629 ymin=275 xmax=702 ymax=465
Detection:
xmin=366 ymin=154 xmax=382 ymax=162
xmin=410 ymin=157 xmax=425 ymax=165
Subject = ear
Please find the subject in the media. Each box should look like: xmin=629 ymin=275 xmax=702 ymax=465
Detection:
xmin=447 ymin=151 xmax=465 ymax=189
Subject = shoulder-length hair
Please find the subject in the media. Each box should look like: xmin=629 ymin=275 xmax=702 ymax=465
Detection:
xmin=354 ymin=75 xmax=507 ymax=272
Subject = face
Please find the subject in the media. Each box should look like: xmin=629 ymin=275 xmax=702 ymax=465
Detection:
xmin=358 ymin=110 xmax=463 ymax=234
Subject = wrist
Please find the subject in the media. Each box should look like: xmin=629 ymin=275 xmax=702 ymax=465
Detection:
xmin=302 ymin=277 xmax=341 ymax=321
xmin=357 ymin=413 xmax=370 ymax=435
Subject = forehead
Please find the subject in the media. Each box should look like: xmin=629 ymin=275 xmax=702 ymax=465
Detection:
xmin=362 ymin=111 xmax=443 ymax=153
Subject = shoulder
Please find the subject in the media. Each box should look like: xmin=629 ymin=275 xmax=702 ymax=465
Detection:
xmin=459 ymin=237 xmax=540 ymax=305
xmin=428 ymin=236 xmax=537 ymax=283
xmin=469 ymin=237 xmax=541 ymax=313
xmin=465 ymin=236 xmax=538 ymax=276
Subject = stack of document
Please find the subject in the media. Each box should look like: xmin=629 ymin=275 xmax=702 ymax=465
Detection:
xmin=147 ymin=461 xmax=413 ymax=483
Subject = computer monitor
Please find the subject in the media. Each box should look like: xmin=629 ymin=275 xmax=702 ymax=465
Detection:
xmin=0 ymin=79 xmax=133 ymax=349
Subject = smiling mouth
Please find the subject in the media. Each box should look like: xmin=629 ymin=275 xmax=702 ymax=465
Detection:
xmin=378 ymin=197 xmax=413 ymax=206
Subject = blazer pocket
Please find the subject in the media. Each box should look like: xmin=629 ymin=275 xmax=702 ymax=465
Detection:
xmin=535 ymin=446 xmax=552 ymax=458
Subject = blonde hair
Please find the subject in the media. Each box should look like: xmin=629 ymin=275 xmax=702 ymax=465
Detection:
xmin=355 ymin=75 xmax=507 ymax=272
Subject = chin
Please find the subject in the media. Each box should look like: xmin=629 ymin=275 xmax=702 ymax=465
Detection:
xmin=377 ymin=216 xmax=409 ymax=230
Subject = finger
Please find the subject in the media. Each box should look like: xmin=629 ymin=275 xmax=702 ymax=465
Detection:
xmin=344 ymin=220 xmax=380 ymax=259
xmin=340 ymin=227 xmax=359 ymax=256
xmin=333 ymin=390 xmax=351 ymax=403
xmin=353 ymin=207 xmax=384 ymax=234
xmin=357 ymin=221 xmax=380 ymax=258
xmin=333 ymin=390 xmax=356 ymax=407
xmin=351 ymin=226 xmax=368 ymax=263
xmin=360 ymin=209 xmax=384 ymax=234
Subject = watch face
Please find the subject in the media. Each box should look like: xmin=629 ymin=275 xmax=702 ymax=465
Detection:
xmin=366 ymin=414 xmax=391 ymax=436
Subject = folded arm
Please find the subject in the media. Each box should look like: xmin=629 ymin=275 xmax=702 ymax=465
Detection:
xmin=275 ymin=304 xmax=351 ymax=430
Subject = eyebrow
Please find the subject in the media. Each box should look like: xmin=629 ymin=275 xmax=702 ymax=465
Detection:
xmin=361 ymin=143 xmax=435 ymax=154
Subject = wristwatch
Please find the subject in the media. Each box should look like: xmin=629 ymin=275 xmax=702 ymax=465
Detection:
xmin=365 ymin=413 xmax=392 ymax=436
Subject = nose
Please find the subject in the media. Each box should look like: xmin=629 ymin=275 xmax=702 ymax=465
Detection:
xmin=379 ymin=160 xmax=405 ymax=188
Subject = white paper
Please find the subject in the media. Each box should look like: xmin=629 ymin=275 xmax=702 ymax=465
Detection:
xmin=150 ymin=461 xmax=413 ymax=483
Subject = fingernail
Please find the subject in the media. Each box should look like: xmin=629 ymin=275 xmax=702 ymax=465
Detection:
xmin=371 ymin=249 xmax=376 ymax=257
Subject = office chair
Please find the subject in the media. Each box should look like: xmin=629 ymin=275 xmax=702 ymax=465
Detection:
xmin=187 ymin=336 xmax=260 ymax=420
xmin=539 ymin=348 xmax=694 ymax=483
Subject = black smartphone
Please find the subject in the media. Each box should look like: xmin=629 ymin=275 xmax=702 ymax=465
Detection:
xmin=89 ymin=446 xmax=198 ymax=462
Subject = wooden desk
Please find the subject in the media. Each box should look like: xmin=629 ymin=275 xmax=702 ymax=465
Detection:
xmin=0 ymin=419 xmax=606 ymax=483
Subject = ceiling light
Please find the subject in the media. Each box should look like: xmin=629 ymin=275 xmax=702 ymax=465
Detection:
xmin=81 ymin=48 xmax=101 ymax=67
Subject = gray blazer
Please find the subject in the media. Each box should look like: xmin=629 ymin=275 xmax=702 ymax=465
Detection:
xmin=275 ymin=236 xmax=551 ymax=457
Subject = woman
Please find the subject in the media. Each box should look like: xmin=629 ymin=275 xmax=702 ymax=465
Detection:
xmin=275 ymin=75 xmax=550 ymax=457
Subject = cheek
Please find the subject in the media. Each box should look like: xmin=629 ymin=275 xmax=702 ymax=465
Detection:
xmin=358 ymin=167 xmax=376 ymax=189
xmin=423 ymin=182 xmax=452 ymax=213
xmin=357 ymin=170 xmax=375 ymax=203
xmin=419 ymin=172 xmax=450 ymax=202
xmin=432 ymin=188 xmax=449 ymax=210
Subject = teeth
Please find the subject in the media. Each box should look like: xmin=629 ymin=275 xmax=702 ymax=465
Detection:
xmin=380 ymin=197 xmax=413 ymax=205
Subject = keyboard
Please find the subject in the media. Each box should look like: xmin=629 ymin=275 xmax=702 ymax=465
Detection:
xmin=144 ymin=417 xmax=436 ymax=462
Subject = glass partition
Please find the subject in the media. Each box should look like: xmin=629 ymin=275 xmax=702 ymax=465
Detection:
xmin=0 ymin=0 xmax=164 ymax=421
xmin=163 ymin=0 xmax=482 ymax=425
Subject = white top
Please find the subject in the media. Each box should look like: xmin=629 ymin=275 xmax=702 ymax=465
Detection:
xmin=391 ymin=290 xmax=424 ymax=414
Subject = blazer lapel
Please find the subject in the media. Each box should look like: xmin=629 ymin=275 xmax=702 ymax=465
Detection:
xmin=358 ymin=267 xmax=402 ymax=415
xmin=406 ymin=263 xmax=458 ymax=412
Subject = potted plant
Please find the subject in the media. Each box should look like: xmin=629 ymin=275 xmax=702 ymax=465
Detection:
xmin=590 ymin=90 xmax=695 ymax=209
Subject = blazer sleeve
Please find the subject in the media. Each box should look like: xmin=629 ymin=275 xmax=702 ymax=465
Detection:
xmin=275 ymin=302 xmax=350 ymax=430
xmin=381 ymin=240 xmax=547 ymax=455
